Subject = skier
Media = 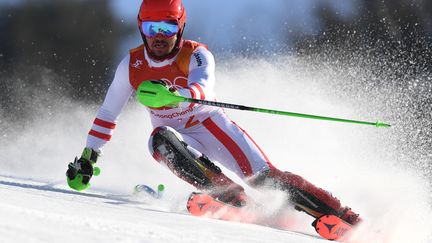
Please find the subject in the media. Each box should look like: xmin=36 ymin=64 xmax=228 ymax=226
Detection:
xmin=66 ymin=0 xmax=361 ymax=226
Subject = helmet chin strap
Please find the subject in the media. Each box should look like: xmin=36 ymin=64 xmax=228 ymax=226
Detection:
xmin=142 ymin=24 xmax=185 ymax=62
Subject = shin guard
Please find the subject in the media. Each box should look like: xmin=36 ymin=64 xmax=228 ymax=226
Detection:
xmin=149 ymin=126 xmax=245 ymax=201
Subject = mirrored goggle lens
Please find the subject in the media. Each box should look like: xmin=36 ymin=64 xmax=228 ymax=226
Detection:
xmin=141 ymin=21 xmax=179 ymax=38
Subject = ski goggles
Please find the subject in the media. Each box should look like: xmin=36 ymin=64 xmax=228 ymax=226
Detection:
xmin=141 ymin=21 xmax=179 ymax=38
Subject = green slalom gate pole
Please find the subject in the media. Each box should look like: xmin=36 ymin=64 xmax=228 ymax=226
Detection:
xmin=137 ymin=81 xmax=391 ymax=128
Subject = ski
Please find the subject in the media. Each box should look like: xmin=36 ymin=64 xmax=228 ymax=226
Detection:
xmin=187 ymin=192 xmax=356 ymax=242
xmin=313 ymin=214 xmax=354 ymax=241
xmin=186 ymin=192 xmax=306 ymax=230
xmin=186 ymin=192 xmax=258 ymax=223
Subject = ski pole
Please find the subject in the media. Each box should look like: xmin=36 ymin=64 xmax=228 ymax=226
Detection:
xmin=137 ymin=81 xmax=391 ymax=128
xmin=180 ymin=98 xmax=390 ymax=128
xmin=134 ymin=184 xmax=165 ymax=199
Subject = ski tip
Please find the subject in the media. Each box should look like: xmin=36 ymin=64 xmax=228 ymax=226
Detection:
xmin=314 ymin=215 xmax=353 ymax=241
xmin=187 ymin=192 xmax=213 ymax=216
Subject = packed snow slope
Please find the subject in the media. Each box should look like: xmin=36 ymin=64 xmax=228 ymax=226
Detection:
xmin=1 ymin=56 xmax=432 ymax=242
xmin=0 ymin=176 xmax=325 ymax=243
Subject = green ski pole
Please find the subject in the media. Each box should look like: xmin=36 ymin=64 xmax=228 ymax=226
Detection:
xmin=181 ymin=98 xmax=390 ymax=128
xmin=137 ymin=81 xmax=391 ymax=128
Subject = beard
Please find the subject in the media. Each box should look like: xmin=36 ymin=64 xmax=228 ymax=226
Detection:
xmin=152 ymin=40 xmax=169 ymax=49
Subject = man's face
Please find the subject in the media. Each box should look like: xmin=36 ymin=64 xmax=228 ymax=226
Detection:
xmin=146 ymin=34 xmax=178 ymax=57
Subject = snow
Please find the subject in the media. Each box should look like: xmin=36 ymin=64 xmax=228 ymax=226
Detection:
xmin=0 ymin=176 xmax=322 ymax=243
xmin=2 ymin=56 xmax=432 ymax=242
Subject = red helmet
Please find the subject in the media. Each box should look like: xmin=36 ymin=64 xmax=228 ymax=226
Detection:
xmin=138 ymin=0 xmax=186 ymax=60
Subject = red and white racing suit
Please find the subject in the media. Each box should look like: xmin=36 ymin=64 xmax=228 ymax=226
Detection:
xmin=86 ymin=40 xmax=270 ymax=178
xmin=85 ymin=40 xmax=357 ymax=222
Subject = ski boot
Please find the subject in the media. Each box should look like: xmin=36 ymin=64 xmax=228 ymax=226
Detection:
xmin=248 ymin=167 xmax=361 ymax=225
